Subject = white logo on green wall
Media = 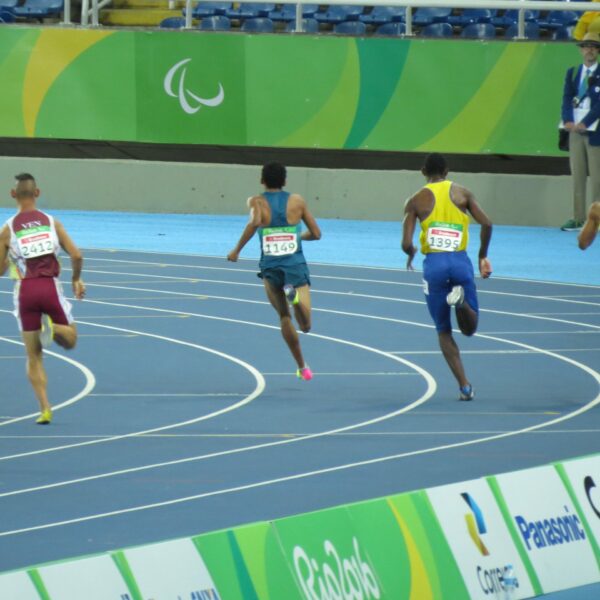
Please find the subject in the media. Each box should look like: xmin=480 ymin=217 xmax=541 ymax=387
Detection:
xmin=163 ymin=58 xmax=225 ymax=115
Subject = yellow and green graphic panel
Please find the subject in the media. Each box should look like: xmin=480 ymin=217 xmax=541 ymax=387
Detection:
xmin=0 ymin=27 xmax=580 ymax=156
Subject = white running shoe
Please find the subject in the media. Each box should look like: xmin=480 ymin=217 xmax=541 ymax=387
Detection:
xmin=446 ymin=285 xmax=465 ymax=307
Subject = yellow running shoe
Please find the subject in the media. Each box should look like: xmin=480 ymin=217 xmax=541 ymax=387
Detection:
xmin=36 ymin=408 xmax=52 ymax=425
xmin=40 ymin=314 xmax=54 ymax=348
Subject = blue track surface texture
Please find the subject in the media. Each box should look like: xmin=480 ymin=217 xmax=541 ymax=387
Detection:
xmin=0 ymin=211 xmax=597 ymax=600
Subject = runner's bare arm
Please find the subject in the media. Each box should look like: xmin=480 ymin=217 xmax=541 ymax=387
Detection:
xmin=401 ymin=197 xmax=418 ymax=271
xmin=299 ymin=198 xmax=321 ymax=241
xmin=227 ymin=196 xmax=262 ymax=262
xmin=55 ymin=220 xmax=86 ymax=299
xmin=465 ymin=191 xmax=493 ymax=279
xmin=578 ymin=201 xmax=600 ymax=249
xmin=0 ymin=225 xmax=9 ymax=276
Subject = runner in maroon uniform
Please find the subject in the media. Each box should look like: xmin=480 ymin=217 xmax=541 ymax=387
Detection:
xmin=0 ymin=173 xmax=85 ymax=424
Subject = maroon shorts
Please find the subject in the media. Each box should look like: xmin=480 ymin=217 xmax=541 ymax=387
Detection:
xmin=13 ymin=277 xmax=73 ymax=332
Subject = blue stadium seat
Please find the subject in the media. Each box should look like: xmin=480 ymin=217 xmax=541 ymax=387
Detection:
xmin=420 ymin=22 xmax=453 ymax=37
xmin=241 ymin=16 xmax=274 ymax=32
xmin=199 ymin=14 xmax=231 ymax=29
xmin=0 ymin=9 xmax=15 ymax=21
xmin=492 ymin=9 xmax=539 ymax=28
xmin=333 ymin=20 xmax=367 ymax=34
xmin=13 ymin=0 xmax=62 ymax=17
xmin=315 ymin=4 xmax=364 ymax=24
xmin=461 ymin=22 xmax=496 ymax=38
xmin=413 ymin=7 xmax=452 ymax=26
xmin=539 ymin=10 xmax=578 ymax=30
xmin=268 ymin=3 xmax=318 ymax=21
xmin=505 ymin=21 xmax=540 ymax=39
xmin=225 ymin=2 xmax=274 ymax=19
xmin=0 ymin=0 xmax=17 ymax=12
xmin=375 ymin=21 xmax=406 ymax=35
xmin=160 ymin=16 xmax=186 ymax=28
xmin=360 ymin=6 xmax=405 ymax=25
xmin=448 ymin=9 xmax=496 ymax=26
xmin=191 ymin=1 xmax=231 ymax=18
xmin=285 ymin=17 xmax=319 ymax=32
xmin=553 ymin=24 xmax=575 ymax=40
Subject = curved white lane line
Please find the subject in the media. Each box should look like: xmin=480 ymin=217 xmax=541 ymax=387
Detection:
xmin=0 ymin=315 xmax=265 ymax=460
xmin=0 ymin=337 xmax=96 ymax=426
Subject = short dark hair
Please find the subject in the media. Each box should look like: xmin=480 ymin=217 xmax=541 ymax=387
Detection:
xmin=262 ymin=162 xmax=286 ymax=189
xmin=423 ymin=153 xmax=448 ymax=177
xmin=15 ymin=173 xmax=35 ymax=183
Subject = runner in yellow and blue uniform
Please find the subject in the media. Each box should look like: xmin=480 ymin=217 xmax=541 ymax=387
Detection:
xmin=227 ymin=162 xmax=321 ymax=381
xmin=402 ymin=154 xmax=493 ymax=401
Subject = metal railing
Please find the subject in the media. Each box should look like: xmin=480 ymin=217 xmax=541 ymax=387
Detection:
xmin=67 ymin=0 xmax=600 ymax=37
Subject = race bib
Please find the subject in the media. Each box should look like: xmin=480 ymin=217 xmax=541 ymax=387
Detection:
xmin=16 ymin=225 xmax=54 ymax=259
xmin=262 ymin=226 xmax=298 ymax=256
xmin=427 ymin=221 xmax=463 ymax=251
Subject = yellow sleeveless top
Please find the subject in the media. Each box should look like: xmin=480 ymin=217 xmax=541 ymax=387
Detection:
xmin=420 ymin=180 xmax=469 ymax=254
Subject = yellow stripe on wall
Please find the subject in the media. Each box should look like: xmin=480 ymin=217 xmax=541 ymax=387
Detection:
xmin=23 ymin=29 xmax=114 ymax=137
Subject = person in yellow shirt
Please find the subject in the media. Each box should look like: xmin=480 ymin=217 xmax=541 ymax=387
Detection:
xmin=574 ymin=0 xmax=600 ymax=41
xmin=402 ymin=154 xmax=492 ymax=401
xmin=578 ymin=201 xmax=600 ymax=248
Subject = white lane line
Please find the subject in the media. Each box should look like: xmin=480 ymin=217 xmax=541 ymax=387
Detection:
xmin=0 ymin=313 xmax=265 ymax=458
xmin=262 ymin=371 xmax=418 ymax=376
xmin=88 ymin=393 xmax=244 ymax=397
xmin=0 ymin=337 xmax=96 ymax=426
xmin=390 ymin=348 xmax=600 ymax=355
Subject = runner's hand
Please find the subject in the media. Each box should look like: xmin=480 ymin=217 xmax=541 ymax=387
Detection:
xmin=227 ymin=250 xmax=239 ymax=262
xmin=406 ymin=247 xmax=416 ymax=271
xmin=479 ymin=258 xmax=492 ymax=279
xmin=72 ymin=279 xmax=86 ymax=299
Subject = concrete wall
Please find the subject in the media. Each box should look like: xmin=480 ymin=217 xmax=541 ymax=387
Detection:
xmin=0 ymin=157 xmax=574 ymax=227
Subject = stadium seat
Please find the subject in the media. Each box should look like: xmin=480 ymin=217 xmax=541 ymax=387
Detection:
xmin=268 ymin=3 xmax=318 ymax=21
xmin=225 ymin=2 xmax=274 ymax=19
xmin=199 ymin=14 xmax=230 ymax=29
xmin=413 ymin=7 xmax=452 ymax=26
xmin=461 ymin=22 xmax=496 ymax=38
xmin=448 ymin=8 xmax=496 ymax=26
xmin=420 ymin=22 xmax=453 ymax=37
xmin=553 ymin=24 xmax=575 ymax=40
xmin=375 ymin=21 xmax=406 ymax=35
xmin=0 ymin=9 xmax=15 ymax=21
xmin=160 ymin=16 xmax=186 ymax=28
xmin=191 ymin=1 xmax=231 ymax=18
xmin=492 ymin=9 xmax=539 ymax=28
xmin=285 ymin=17 xmax=319 ymax=32
xmin=333 ymin=20 xmax=367 ymax=34
xmin=315 ymin=4 xmax=364 ymax=24
xmin=505 ymin=21 xmax=540 ymax=39
xmin=539 ymin=10 xmax=578 ymax=30
xmin=360 ymin=6 xmax=405 ymax=25
xmin=12 ymin=0 xmax=62 ymax=18
xmin=241 ymin=16 xmax=274 ymax=32
xmin=0 ymin=0 xmax=17 ymax=12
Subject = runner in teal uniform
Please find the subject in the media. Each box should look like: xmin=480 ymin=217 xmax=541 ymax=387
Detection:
xmin=228 ymin=162 xmax=322 ymax=380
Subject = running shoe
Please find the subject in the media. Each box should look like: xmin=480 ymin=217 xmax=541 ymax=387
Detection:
xmin=560 ymin=218 xmax=584 ymax=231
xmin=36 ymin=408 xmax=52 ymax=424
xmin=283 ymin=284 xmax=300 ymax=306
xmin=446 ymin=285 xmax=465 ymax=307
xmin=296 ymin=366 xmax=313 ymax=381
xmin=459 ymin=384 xmax=474 ymax=401
xmin=40 ymin=314 xmax=54 ymax=348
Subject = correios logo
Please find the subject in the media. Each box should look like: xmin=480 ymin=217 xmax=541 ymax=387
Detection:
xmin=584 ymin=475 xmax=600 ymax=519
xmin=163 ymin=58 xmax=225 ymax=115
xmin=461 ymin=492 xmax=489 ymax=556
xmin=293 ymin=537 xmax=381 ymax=600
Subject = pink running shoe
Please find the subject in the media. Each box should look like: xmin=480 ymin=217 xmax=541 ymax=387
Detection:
xmin=296 ymin=366 xmax=313 ymax=381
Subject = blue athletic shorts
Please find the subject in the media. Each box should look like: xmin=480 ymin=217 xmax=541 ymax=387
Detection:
xmin=258 ymin=263 xmax=311 ymax=289
xmin=422 ymin=251 xmax=478 ymax=333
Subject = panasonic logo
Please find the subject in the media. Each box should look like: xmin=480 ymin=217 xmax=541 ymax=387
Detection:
xmin=515 ymin=506 xmax=586 ymax=551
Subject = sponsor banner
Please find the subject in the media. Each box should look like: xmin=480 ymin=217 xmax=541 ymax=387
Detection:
xmin=36 ymin=554 xmax=132 ymax=600
xmin=557 ymin=454 xmax=600 ymax=562
xmin=0 ymin=570 xmax=41 ymax=599
xmin=192 ymin=521 xmax=303 ymax=600
xmin=427 ymin=478 xmax=536 ymax=599
xmin=117 ymin=537 xmax=220 ymax=600
xmin=0 ymin=27 xmax=583 ymax=156
xmin=492 ymin=465 xmax=599 ymax=594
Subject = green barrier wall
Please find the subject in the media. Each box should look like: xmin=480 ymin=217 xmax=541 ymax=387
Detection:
xmin=2 ymin=453 xmax=599 ymax=599
xmin=0 ymin=27 xmax=579 ymax=156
